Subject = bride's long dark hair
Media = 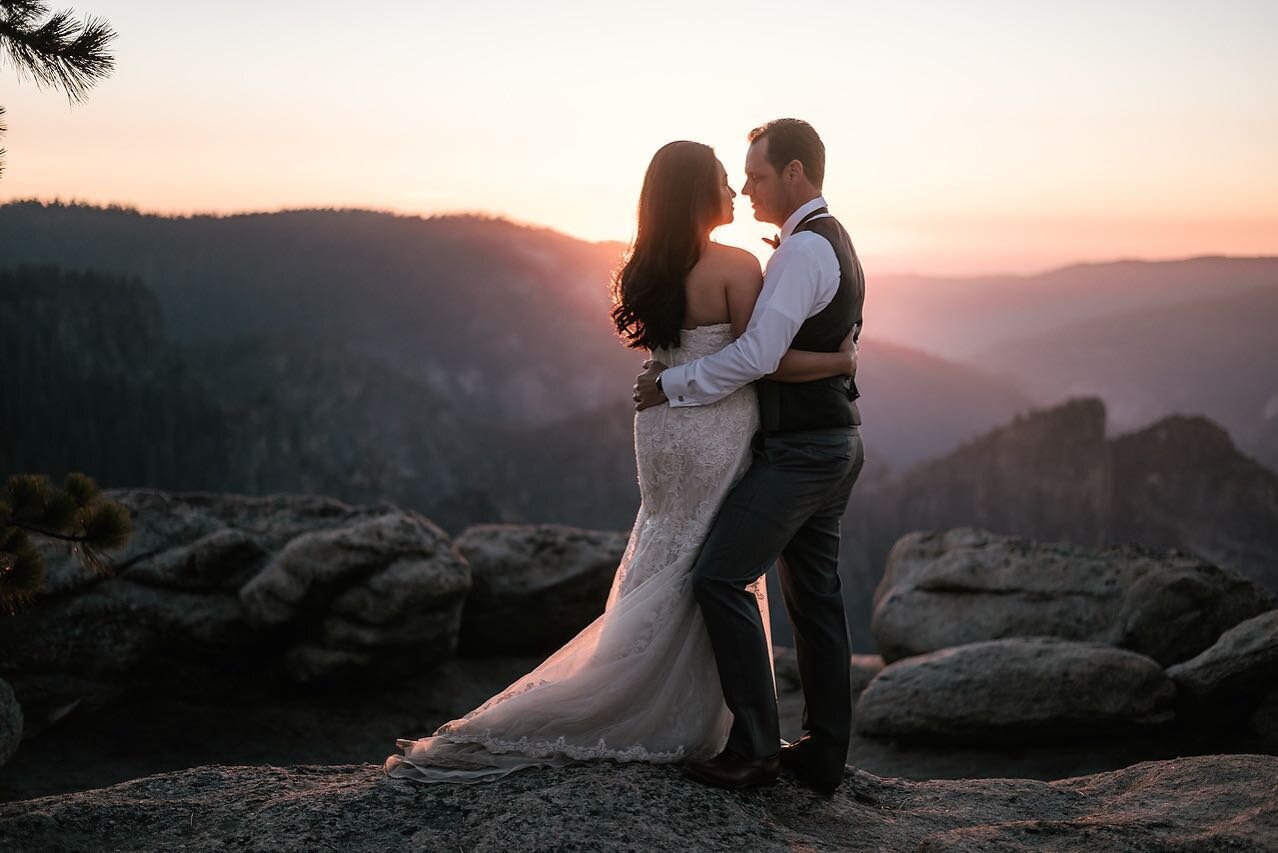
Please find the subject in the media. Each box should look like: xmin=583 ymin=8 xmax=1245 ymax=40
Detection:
xmin=611 ymin=141 xmax=723 ymax=352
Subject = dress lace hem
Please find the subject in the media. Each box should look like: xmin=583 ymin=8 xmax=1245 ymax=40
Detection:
xmin=394 ymin=731 xmax=690 ymax=765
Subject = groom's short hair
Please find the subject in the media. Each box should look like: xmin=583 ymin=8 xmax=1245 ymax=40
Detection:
xmin=748 ymin=119 xmax=825 ymax=189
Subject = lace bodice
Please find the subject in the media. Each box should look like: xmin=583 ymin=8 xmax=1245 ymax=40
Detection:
xmin=651 ymin=323 xmax=737 ymax=366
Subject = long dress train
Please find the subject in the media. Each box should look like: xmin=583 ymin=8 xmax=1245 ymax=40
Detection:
xmin=383 ymin=323 xmax=772 ymax=783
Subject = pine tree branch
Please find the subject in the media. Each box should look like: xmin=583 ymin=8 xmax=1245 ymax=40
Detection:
xmin=4 ymin=516 xmax=88 ymax=542
xmin=2 ymin=518 xmax=120 ymax=577
xmin=0 ymin=3 xmax=115 ymax=101
xmin=0 ymin=2 xmax=48 ymax=17
xmin=0 ymin=2 xmax=46 ymax=24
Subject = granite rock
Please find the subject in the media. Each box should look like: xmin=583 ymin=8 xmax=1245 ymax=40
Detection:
xmin=0 ymin=490 xmax=470 ymax=724
xmin=454 ymin=524 xmax=625 ymax=655
xmin=1167 ymin=608 xmax=1278 ymax=705
xmin=872 ymin=528 xmax=1274 ymax=664
xmin=856 ymin=637 xmax=1176 ymax=742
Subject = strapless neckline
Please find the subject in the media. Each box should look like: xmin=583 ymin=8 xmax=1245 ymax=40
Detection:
xmin=680 ymin=322 xmax=732 ymax=332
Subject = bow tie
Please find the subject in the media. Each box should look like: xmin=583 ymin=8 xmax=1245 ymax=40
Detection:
xmin=762 ymin=233 xmax=780 ymax=249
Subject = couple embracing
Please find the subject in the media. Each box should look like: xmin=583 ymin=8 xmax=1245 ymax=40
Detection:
xmin=385 ymin=118 xmax=866 ymax=796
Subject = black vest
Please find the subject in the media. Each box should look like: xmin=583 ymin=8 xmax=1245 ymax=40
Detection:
xmin=756 ymin=207 xmax=865 ymax=432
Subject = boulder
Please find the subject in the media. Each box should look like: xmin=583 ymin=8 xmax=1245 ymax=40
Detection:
xmin=0 ymin=678 xmax=21 ymax=770
xmin=35 ymin=489 xmax=366 ymax=596
xmin=872 ymin=528 xmax=1274 ymax=664
xmin=855 ymin=637 xmax=1175 ymax=742
xmin=1166 ymin=608 xmax=1278 ymax=705
xmin=0 ymin=490 xmax=470 ymax=720
xmin=2 ymin=755 xmax=1276 ymax=851
xmin=0 ymin=568 xmax=259 ymax=679
xmin=454 ymin=524 xmax=625 ymax=655
xmin=240 ymin=511 xmax=469 ymax=681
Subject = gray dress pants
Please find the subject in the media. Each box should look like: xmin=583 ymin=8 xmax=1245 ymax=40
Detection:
xmin=690 ymin=425 xmax=865 ymax=761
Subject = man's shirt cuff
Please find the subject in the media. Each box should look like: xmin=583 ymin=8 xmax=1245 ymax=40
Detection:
xmin=659 ymin=364 xmax=696 ymax=407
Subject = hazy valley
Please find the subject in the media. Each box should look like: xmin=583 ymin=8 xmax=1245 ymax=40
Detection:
xmin=3 ymin=200 xmax=1277 ymax=647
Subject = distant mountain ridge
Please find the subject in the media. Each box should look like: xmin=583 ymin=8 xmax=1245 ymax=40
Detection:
xmin=0 ymin=201 xmax=638 ymax=430
xmin=870 ymin=256 xmax=1278 ymax=359
xmin=972 ymin=284 xmax=1278 ymax=470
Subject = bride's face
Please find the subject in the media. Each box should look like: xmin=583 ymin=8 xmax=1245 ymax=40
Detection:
xmin=713 ymin=159 xmax=736 ymax=228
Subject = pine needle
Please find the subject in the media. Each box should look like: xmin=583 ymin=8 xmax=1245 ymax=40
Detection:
xmin=0 ymin=1 xmax=116 ymax=102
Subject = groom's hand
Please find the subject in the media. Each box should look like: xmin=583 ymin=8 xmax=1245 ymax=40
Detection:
xmin=634 ymin=360 xmax=669 ymax=411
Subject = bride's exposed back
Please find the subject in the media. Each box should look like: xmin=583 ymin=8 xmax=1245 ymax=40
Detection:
xmin=383 ymin=141 xmax=855 ymax=784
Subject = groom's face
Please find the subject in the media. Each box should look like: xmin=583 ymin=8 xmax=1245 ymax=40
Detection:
xmin=742 ymin=138 xmax=785 ymax=227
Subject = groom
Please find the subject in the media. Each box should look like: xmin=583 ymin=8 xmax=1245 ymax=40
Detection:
xmin=634 ymin=118 xmax=865 ymax=794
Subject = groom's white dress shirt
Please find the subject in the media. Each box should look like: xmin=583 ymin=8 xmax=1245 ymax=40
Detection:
xmin=659 ymin=195 xmax=841 ymax=408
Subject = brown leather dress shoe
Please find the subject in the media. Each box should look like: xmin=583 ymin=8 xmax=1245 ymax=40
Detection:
xmin=682 ymin=749 xmax=781 ymax=789
xmin=779 ymin=736 xmax=845 ymax=795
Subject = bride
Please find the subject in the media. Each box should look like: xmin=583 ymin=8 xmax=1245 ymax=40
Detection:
xmin=383 ymin=140 xmax=856 ymax=784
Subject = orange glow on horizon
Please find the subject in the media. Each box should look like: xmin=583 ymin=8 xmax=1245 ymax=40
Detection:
xmin=2 ymin=0 xmax=1274 ymax=276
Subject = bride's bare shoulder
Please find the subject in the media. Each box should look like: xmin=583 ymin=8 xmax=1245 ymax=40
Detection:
xmin=704 ymin=242 xmax=762 ymax=278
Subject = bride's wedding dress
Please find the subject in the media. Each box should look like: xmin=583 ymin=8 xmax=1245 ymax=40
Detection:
xmin=384 ymin=323 xmax=773 ymax=783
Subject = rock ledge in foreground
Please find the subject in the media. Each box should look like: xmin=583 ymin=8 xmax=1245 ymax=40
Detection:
xmin=2 ymin=754 xmax=1275 ymax=851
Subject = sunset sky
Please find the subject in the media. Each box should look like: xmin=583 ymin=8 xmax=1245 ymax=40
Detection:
xmin=2 ymin=0 xmax=1275 ymax=274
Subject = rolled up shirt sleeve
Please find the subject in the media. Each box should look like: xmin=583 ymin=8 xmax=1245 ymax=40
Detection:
xmin=659 ymin=234 xmax=835 ymax=407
